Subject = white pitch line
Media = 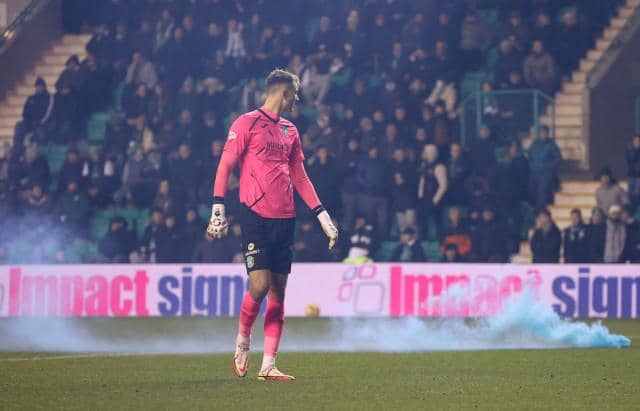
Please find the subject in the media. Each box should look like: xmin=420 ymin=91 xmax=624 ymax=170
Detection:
xmin=0 ymin=353 xmax=136 ymax=362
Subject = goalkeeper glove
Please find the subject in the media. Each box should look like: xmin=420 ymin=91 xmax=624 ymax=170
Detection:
xmin=315 ymin=206 xmax=339 ymax=250
xmin=206 ymin=198 xmax=228 ymax=239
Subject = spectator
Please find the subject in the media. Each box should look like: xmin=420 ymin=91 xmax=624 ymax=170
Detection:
xmin=344 ymin=214 xmax=375 ymax=263
xmin=356 ymin=146 xmax=388 ymax=239
xmin=168 ymin=144 xmax=198 ymax=202
xmin=620 ymin=206 xmax=640 ymax=263
xmin=470 ymin=125 xmax=497 ymax=179
xmin=390 ymin=171 xmax=416 ymax=235
xmin=440 ymin=206 xmax=472 ymax=258
xmin=530 ymin=209 xmax=561 ymax=263
xmin=587 ymin=207 xmax=607 ymax=263
xmin=56 ymin=55 xmax=84 ymax=92
xmin=181 ymin=207 xmax=205 ymax=262
xmin=293 ymin=218 xmax=328 ymax=262
xmin=595 ymin=166 xmax=630 ymax=213
xmin=22 ymin=184 xmax=51 ymax=218
xmin=390 ymin=226 xmax=425 ymax=262
xmin=98 ymin=216 xmax=135 ymax=263
xmin=626 ymin=135 xmax=640 ymax=212
xmin=303 ymin=44 xmax=333 ymax=107
xmin=553 ymin=10 xmax=587 ymax=77
xmin=523 ymin=40 xmax=557 ymax=95
xmin=154 ymin=8 xmax=175 ymax=53
xmin=500 ymin=11 xmax=531 ymax=53
xmin=528 ymin=126 xmax=561 ymax=210
xmin=138 ymin=208 xmax=164 ymax=263
xmin=604 ymin=205 xmax=626 ymax=263
xmin=156 ymin=215 xmax=182 ymax=263
xmin=152 ymin=179 xmax=176 ymax=216
xmin=339 ymin=137 xmax=361 ymax=230
xmin=563 ymin=209 xmax=589 ymax=263
xmin=441 ymin=243 xmax=465 ymax=263
xmin=307 ymin=145 xmax=341 ymax=216
xmin=425 ymin=41 xmax=457 ymax=115
xmin=472 ymin=206 xmax=508 ymax=262
xmin=53 ymin=180 xmax=90 ymax=232
xmin=22 ymin=77 xmax=53 ymax=136
xmin=446 ymin=142 xmax=470 ymax=205
xmin=459 ymin=12 xmax=492 ymax=70
xmin=531 ymin=11 xmax=553 ymax=49
xmin=125 ymin=52 xmax=158 ymax=89
xmin=417 ymin=144 xmax=447 ymax=239
xmin=225 ymin=19 xmax=246 ymax=61
xmin=21 ymin=144 xmax=51 ymax=190
xmin=494 ymin=40 xmax=523 ymax=89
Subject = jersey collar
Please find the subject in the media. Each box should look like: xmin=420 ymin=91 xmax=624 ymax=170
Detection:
xmin=258 ymin=106 xmax=280 ymax=123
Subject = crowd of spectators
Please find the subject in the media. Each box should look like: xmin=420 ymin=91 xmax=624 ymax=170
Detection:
xmin=0 ymin=0 xmax=633 ymax=264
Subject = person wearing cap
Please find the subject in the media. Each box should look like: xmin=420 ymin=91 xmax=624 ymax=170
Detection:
xmin=22 ymin=77 xmax=53 ymax=134
xmin=595 ymin=166 xmax=630 ymax=214
xmin=390 ymin=226 xmax=426 ymax=262
xmin=604 ymin=204 xmax=626 ymax=263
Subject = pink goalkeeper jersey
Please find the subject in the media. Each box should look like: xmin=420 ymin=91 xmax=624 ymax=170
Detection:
xmin=213 ymin=107 xmax=321 ymax=219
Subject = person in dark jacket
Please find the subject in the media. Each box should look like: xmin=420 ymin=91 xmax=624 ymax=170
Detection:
xmin=22 ymin=77 xmax=53 ymax=134
xmin=587 ymin=207 xmax=607 ymax=263
xmin=391 ymin=171 xmax=417 ymax=236
xmin=356 ymin=146 xmax=388 ymax=239
xmin=620 ymin=206 xmax=640 ymax=263
xmin=528 ymin=126 xmax=562 ymax=210
xmin=530 ymin=209 xmax=561 ymax=263
xmin=293 ymin=218 xmax=328 ymax=262
xmin=58 ymin=149 xmax=84 ymax=190
xmin=626 ymin=135 xmax=640 ymax=212
xmin=53 ymin=180 xmax=90 ymax=232
xmin=472 ymin=206 xmax=508 ymax=262
xmin=181 ymin=207 xmax=205 ymax=262
xmin=339 ymin=137 xmax=361 ymax=230
xmin=563 ymin=209 xmax=589 ymax=263
xmin=441 ymin=243 xmax=466 ymax=263
xmin=469 ymin=125 xmax=497 ymax=179
xmin=155 ymin=215 xmax=182 ymax=263
xmin=98 ymin=216 xmax=135 ymax=263
xmin=307 ymin=145 xmax=341 ymax=216
xmin=390 ymin=226 xmax=426 ymax=262
xmin=446 ymin=142 xmax=470 ymax=205
xmin=417 ymin=144 xmax=447 ymax=240
xmin=440 ymin=206 xmax=473 ymax=258
xmin=138 ymin=208 xmax=164 ymax=263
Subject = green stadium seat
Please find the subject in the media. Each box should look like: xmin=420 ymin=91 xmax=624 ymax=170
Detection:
xmin=87 ymin=112 xmax=111 ymax=143
xmin=375 ymin=241 xmax=400 ymax=262
xmin=421 ymin=241 xmax=442 ymax=262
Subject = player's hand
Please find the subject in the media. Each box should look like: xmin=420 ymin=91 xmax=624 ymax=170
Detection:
xmin=317 ymin=209 xmax=338 ymax=250
xmin=207 ymin=203 xmax=228 ymax=239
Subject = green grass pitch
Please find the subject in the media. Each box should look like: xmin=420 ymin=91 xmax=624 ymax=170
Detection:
xmin=0 ymin=319 xmax=638 ymax=410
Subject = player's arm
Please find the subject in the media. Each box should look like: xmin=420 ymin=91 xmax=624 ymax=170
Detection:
xmin=289 ymin=131 xmax=338 ymax=249
xmin=207 ymin=118 xmax=248 ymax=239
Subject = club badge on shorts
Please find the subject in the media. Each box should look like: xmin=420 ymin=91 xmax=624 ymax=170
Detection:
xmin=246 ymin=255 xmax=255 ymax=269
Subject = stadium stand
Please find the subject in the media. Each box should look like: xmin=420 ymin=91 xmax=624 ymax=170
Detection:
xmin=0 ymin=0 xmax=638 ymax=264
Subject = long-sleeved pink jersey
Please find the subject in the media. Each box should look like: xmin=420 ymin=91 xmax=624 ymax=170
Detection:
xmin=213 ymin=107 xmax=321 ymax=218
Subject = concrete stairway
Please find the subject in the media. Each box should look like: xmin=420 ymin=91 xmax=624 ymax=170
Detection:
xmin=539 ymin=0 xmax=640 ymax=169
xmin=0 ymin=34 xmax=91 ymax=145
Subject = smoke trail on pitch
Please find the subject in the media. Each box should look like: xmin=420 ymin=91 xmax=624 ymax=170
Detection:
xmin=0 ymin=290 xmax=630 ymax=353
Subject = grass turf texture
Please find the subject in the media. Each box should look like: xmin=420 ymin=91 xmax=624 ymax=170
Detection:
xmin=0 ymin=319 xmax=638 ymax=410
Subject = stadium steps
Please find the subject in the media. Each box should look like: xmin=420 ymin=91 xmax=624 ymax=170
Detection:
xmin=0 ymin=34 xmax=91 ymax=145
xmin=537 ymin=0 xmax=639 ymax=169
xmin=514 ymin=180 xmax=630 ymax=262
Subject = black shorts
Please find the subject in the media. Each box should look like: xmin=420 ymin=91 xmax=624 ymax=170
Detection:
xmin=239 ymin=204 xmax=296 ymax=274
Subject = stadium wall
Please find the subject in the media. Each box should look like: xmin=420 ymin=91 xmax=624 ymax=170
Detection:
xmin=1 ymin=263 xmax=638 ymax=319
xmin=589 ymin=16 xmax=640 ymax=177
xmin=0 ymin=0 xmax=61 ymax=102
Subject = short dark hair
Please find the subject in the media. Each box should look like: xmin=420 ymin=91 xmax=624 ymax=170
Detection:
xmin=266 ymin=69 xmax=300 ymax=93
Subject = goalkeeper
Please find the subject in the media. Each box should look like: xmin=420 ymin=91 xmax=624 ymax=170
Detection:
xmin=207 ymin=69 xmax=338 ymax=381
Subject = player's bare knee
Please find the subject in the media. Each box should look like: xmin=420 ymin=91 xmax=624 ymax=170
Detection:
xmin=268 ymin=286 xmax=285 ymax=302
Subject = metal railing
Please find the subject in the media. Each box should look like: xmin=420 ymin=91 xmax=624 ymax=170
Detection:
xmin=458 ymin=89 xmax=555 ymax=147
xmin=0 ymin=0 xmax=44 ymax=54
xmin=587 ymin=4 xmax=640 ymax=88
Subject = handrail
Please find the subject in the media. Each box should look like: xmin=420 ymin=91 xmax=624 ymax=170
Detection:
xmin=587 ymin=4 xmax=640 ymax=88
xmin=0 ymin=0 xmax=45 ymax=55
xmin=458 ymin=89 xmax=556 ymax=147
